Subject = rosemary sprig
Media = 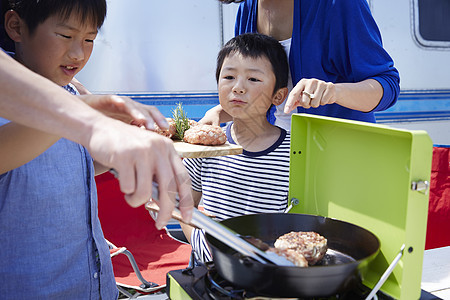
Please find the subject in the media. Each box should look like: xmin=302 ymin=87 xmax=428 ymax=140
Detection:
xmin=172 ymin=102 xmax=190 ymax=140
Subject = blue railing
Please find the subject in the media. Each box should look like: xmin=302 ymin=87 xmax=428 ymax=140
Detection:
xmin=119 ymin=90 xmax=450 ymax=123
xmin=376 ymin=90 xmax=450 ymax=123
xmin=119 ymin=92 xmax=219 ymax=121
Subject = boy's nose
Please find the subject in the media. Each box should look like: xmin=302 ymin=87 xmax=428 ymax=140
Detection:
xmin=68 ymin=43 xmax=85 ymax=61
xmin=232 ymin=81 xmax=246 ymax=94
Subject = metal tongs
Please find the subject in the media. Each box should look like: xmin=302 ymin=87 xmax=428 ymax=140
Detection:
xmin=146 ymin=183 xmax=295 ymax=267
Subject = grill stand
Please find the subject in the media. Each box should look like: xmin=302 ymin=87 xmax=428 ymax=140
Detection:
xmin=365 ymin=244 xmax=406 ymax=300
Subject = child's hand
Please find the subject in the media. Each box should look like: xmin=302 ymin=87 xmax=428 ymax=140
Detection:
xmin=70 ymin=78 xmax=91 ymax=95
xmin=199 ymin=104 xmax=232 ymax=126
xmin=78 ymin=94 xmax=169 ymax=131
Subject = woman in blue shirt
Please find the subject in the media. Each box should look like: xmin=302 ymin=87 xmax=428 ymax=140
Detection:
xmin=203 ymin=0 xmax=400 ymax=130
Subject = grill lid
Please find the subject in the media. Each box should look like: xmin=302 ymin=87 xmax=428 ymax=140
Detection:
xmin=288 ymin=114 xmax=433 ymax=300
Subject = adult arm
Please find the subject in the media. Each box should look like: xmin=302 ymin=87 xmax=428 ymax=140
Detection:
xmin=285 ymin=0 xmax=399 ymax=115
xmin=0 ymin=51 xmax=168 ymax=133
xmin=0 ymin=50 xmax=193 ymax=228
xmin=0 ymin=93 xmax=166 ymax=175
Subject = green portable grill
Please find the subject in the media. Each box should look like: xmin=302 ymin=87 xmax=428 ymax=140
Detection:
xmin=166 ymin=113 xmax=433 ymax=299
xmin=288 ymin=113 xmax=433 ymax=300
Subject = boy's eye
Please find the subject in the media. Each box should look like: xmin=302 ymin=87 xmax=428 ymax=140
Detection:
xmin=224 ymin=75 xmax=234 ymax=80
xmin=85 ymin=39 xmax=94 ymax=43
xmin=59 ymin=34 xmax=71 ymax=39
xmin=249 ymin=77 xmax=261 ymax=82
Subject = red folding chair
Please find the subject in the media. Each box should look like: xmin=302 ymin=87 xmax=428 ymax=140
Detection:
xmin=96 ymin=172 xmax=192 ymax=298
xmin=426 ymin=146 xmax=450 ymax=249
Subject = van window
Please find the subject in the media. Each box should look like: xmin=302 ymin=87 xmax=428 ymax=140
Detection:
xmin=413 ymin=0 xmax=450 ymax=48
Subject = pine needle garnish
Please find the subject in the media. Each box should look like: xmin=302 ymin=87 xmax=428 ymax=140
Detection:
xmin=172 ymin=102 xmax=190 ymax=140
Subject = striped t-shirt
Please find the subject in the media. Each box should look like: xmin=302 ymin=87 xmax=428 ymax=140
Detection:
xmin=182 ymin=122 xmax=290 ymax=262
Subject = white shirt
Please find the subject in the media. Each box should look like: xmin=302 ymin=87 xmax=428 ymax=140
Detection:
xmin=274 ymin=38 xmax=294 ymax=132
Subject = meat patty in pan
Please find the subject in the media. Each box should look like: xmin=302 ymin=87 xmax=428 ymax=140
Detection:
xmin=274 ymin=231 xmax=328 ymax=265
xmin=267 ymin=247 xmax=309 ymax=267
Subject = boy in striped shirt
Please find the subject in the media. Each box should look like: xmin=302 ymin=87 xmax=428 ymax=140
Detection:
xmin=182 ymin=33 xmax=290 ymax=262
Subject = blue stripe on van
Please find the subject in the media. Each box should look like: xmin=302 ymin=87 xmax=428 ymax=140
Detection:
xmin=376 ymin=90 xmax=450 ymax=122
xmin=118 ymin=90 xmax=450 ymax=123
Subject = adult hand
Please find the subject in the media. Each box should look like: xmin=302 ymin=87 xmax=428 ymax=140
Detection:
xmin=88 ymin=117 xmax=193 ymax=229
xmin=284 ymin=78 xmax=383 ymax=113
xmin=79 ymin=94 xmax=169 ymax=131
xmin=284 ymin=78 xmax=337 ymax=113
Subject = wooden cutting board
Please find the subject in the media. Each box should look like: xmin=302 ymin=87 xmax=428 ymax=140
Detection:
xmin=173 ymin=140 xmax=243 ymax=158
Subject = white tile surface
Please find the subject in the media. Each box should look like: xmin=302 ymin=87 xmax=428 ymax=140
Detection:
xmin=421 ymin=246 xmax=450 ymax=298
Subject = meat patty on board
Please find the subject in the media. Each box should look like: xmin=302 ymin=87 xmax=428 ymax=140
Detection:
xmin=183 ymin=124 xmax=227 ymax=146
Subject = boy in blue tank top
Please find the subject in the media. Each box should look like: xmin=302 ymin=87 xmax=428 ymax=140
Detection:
xmin=0 ymin=1 xmax=119 ymax=298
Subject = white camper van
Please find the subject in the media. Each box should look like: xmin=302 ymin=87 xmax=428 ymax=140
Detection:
xmin=77 ymin=0 xmax=450 ymax=145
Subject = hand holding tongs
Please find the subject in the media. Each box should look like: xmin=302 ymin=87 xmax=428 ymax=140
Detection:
xmin=145 ymin=183 xmax=295 ymax=267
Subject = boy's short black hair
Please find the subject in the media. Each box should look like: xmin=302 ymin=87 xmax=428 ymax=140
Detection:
xmin=5 ymin=0 xmax=106 ymax=35
xmin=216 ymin=33 xmax=289 ymax=95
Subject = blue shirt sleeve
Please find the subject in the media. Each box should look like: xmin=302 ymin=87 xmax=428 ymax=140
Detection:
xmin=324 ymin=0 xmax=400 ymax=112
xmin=235 ymin=0 xmax=257 ymax=35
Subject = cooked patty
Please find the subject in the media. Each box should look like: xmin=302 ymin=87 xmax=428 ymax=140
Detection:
xmin=183 ymin=124 xmax=227 ymax=146
xmin=267 ymin=247 xmax=308 ymax=267
xmin=274 ymin=231 xmax=327 ymax=265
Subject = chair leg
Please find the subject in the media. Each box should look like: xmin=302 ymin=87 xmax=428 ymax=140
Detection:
xmin=121 ymin=249 xmax=159 ymax=289
xmin=117 ymin=285 xmax=134 ymax=298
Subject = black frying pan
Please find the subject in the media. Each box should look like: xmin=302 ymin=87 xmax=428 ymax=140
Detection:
xmin=205 ymin=213 xmax=380 ymax=298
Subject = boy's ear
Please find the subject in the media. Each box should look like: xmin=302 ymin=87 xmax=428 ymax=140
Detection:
xmin=4 ymin=10 xmax=25 ymax=42
xmin=272 ymin=87 xmax=289 ymax=106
